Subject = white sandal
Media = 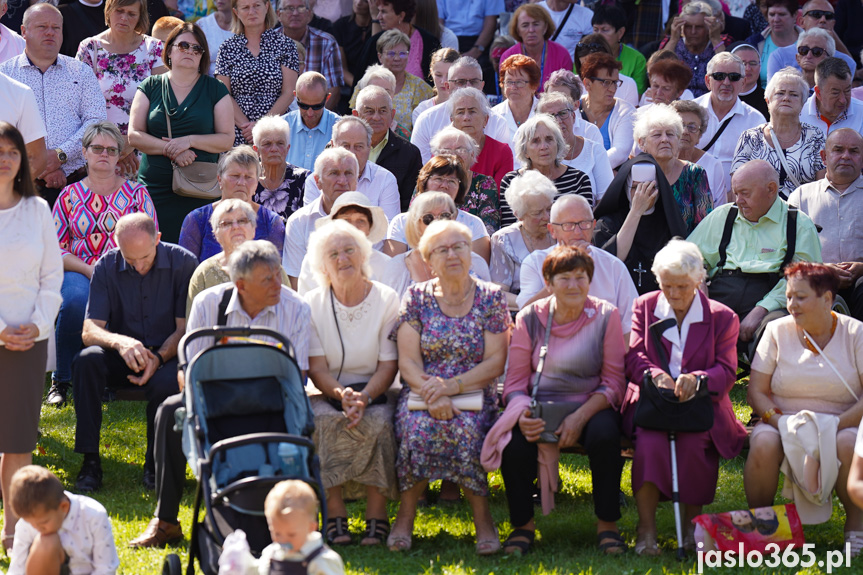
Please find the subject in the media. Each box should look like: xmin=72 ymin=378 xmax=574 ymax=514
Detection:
xmin=845 ymin=530 xmax=863 ymax=558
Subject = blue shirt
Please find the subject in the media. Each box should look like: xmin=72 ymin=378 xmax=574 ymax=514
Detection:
xmin=437 ymin=0 xmax=504 ymax=37
xmin=283 ymin=108 xmax=339 ymax=171
xmin=767 ymin=45 xmax=857 ymax=80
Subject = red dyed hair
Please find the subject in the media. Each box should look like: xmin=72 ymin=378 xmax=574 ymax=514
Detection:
xmin=580 ymin=52 xmax=622 ymax=81
xmin=784 ymin=262 xmax=839 ymax=298
xmin=499 ymin=54 xmax=542 ymax=91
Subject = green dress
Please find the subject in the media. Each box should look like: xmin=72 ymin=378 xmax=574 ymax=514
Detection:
xmin=136 ymin=74 xmax=230 ymax=243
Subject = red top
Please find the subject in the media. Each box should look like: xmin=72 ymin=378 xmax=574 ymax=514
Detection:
xmin=472 ymin=136 xmax=513 ymax=191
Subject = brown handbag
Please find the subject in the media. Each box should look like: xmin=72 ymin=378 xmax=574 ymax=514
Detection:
xmin=164 ymin=104 xmax=220 ymax=200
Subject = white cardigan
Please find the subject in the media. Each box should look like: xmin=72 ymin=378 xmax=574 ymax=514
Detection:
xmin=582 ymin=96 xmax=636 ymax=169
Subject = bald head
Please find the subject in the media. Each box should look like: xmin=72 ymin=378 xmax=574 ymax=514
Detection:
xmin=731 ymin=160 xmax=779 ymax=222
xmin=824 ymin=128 xmax=863 ymax=185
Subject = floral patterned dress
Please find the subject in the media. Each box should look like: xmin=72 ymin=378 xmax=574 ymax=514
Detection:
xmin=76 ymin=35 xmax=164 ymax=135
xmin=390 ymin=280 xmax=511 ymax=494
xmin=463 ymin=173 xmax=500 ymax=235
xmin=252 ymin=163 xmax=310 ymax=222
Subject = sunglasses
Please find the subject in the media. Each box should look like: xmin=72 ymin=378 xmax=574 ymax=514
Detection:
xmin=797 ymin=45 xmax=827 ymax=57
xmin=421 ymin=212 xmax=453 ymax=226
xmin=709 ymin=72 xmax=743 ymax=82
xmin=576 ymin=42 xmax=606 ymax=53
xmin=175 ymin=41 xmax=204 ymax=55
xmin=296 ymin=99 xmax=327 ymax=110
xmin=804 ymin=9 xmax=835 ymax=20
xmin=88 ymin=145 xmax=120 ymax=156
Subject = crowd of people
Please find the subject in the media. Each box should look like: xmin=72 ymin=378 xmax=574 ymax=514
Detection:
xmin=4 ymin=0 xmax=863 ymax=570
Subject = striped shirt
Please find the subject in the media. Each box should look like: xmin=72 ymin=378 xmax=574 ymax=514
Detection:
xmin=498 ymin=166 xmax=593 ymax=227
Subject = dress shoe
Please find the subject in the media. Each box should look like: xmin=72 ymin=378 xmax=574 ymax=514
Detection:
xmin=74 ymin=459 xmax=103 ymax=493
xmin=46 ymin=381 xmax=70 ymax=407
xmin=128 ymin=518 xmax=183 ymax=548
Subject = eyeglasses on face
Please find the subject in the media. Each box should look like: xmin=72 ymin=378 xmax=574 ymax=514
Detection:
xmin=546 ymin=109 xmax=573 ymax=120
xmin=449 ymin=78 xmax=483 ymax=88
xmin=709 ymin=72 xmax=742 ymax=82
xmin=428 ymin=175 xmax=460 ymax=189
xmin=384 ymin=50 xmax=409 ymax=59
xmin=588 ymin=77 xmax=623 ymax=89
xmin=804 ymin=9 xmax=835 ymax=20
xmin=175 ymin=41 xmax=204 ymax=55
xmin=683 ymin=123 xmax=702 ymax=134
xmin=550 ymin=220 xmax=593 ymax=231
xmin=797 ymin=45 xmax=827 ymax=57
xmin=88 ymin=145 xmax=121 ymax=156
xmin=218 ymin=217 xmax=252 ymax=230
xmin=504 ymin=79 xmax=529 ymax=89
xmin=421 ymin=212 xmax=453 ymax=226
xmin=429 ymin=240 xmax=469 ymax=257
xmin=576 ymin=42 xmax=605 ymax=54
xmin=279 ymin=5 xmax=308 ymax=13
xmin=296 ymin=99 xmax=327 ymax=110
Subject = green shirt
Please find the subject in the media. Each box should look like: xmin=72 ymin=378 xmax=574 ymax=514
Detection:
xmin=369 ymin=130 xmax=389 ymax=164
xmin=687 ymin=198 xmax=822 ymax=312
xmin=618 ymin=44 xmax=647 ymax=95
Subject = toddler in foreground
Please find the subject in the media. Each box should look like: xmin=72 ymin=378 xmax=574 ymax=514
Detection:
xmin=7 ymin=465 xmax=119 ymax=575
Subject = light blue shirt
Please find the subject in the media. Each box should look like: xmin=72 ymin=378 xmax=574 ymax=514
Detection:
xmin=437 ymin=0 xmax=504 ymax=37
xmin=283 ymin=108 xmax=338 ymax=171
xmin=767 ymin=45 xmax=856 ymax=80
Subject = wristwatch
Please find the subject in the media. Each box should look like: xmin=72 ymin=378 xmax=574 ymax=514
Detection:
xmin=55 ymin=148 xmax=67 ymax=164
xmin=473 ymin=44 xmax=485 ymax=53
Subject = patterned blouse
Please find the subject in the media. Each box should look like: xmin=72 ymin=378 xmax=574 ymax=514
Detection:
xmin=731 ymin=123 xmax=827 ymax=200
xmin=462 ymin=173 xmax=500 ymax=235
xmin=499 ymin=166 xmax=593 ymax=227
xmin=52 ymin=180 xmax=158 ymax=265
xmin=253 ymin=164 xmax=310 ymax=222
xmin=394 ymin=74 xmax=434 ymax=133
xmin=76 ymin=35 xmax=164 ymax=134
xmin=671 ymin=162 xmax=713 ymax=233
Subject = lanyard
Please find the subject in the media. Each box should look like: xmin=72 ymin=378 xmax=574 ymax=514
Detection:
xmin=522 ymin=41 xmax=546 ymax=85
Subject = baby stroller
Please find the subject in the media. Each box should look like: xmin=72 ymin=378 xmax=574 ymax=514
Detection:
xmin=162 ymin=326 xmax=325 ymax=575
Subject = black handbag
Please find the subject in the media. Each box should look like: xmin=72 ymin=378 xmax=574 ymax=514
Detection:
xmin=528 ymin=299 xmax=581 ymax=443
xmin=633 ymin=318 xmax=714 ymax=433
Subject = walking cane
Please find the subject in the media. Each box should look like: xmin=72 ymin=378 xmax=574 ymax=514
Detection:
xmin=669 ymin=429 xmax=686 ymax=561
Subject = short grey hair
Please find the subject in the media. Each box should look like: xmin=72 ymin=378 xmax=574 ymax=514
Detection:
xmin=698 ymin=0 xmax=723 ymax=16
xmin=550 ymin=194 xmax=592 ymax=222
xmin=82 ymin=121 xmax=124 ymax=152
xmin=633 ymin=103 xmax=683 ymax=144
xmin=405 ymin=191 xmax=456 ymax=248
xmin=313 ymin=147 xmax=359 ymax=180
xmin=505 ymin=170 xmax=556 ymax=220
xmin=543 ymin=69 xmax=582 ymax=101
xmin=681 ymin=0 xmax=714 ymax=17
xmin=277 ymin=0 xmax=310 ymax=10
xmin=217 ymin=145 xmax=262 ymax=178
xmin=429 ymin=126 xmax=479 ymax=160
xmin=355 ymin=85 xmax=393 ymax=110
xmin=252 ymin=115 xmax=291 ymax=147
xmin=797 ymin=26 xmax=835 ymax=56
xmin=356 ymin=64 xmax=396 ymax=93
xmin=296 ymin=71 xmax=328 ymax=92
xmin=765 ymin=66 xmax=809 ymax=101
xmin=815 ymin=57 xmax=852 ymax=86
xmin=332 ymin=115 xmax=373 ymax=146
xmin=228 ymin=240 xmax=282 ymax=282
xmin=115 ymin=213 xmax=157 ymax=240
xmin=307 ymin=219 xmax=372 ymax=288
xmin=448 ymin=56 xmax=483 ymax=80
xmin=446 ymin=87 xmax=491 ymax=119
xmin=417 ymin=220 xmax=472 ymax=262
xmin=706 ymin=52 xmax=744 ymax=76
xmin=513 ymin=115 xmax=567 ymax=167
xmin=209 ymin=198 xmax=256 ymax=235
xmin=651 ymin=239 xmax=707 ymax=285
xmin=536 ymin=91 xmax=576 ymax=115
xmin=377 ymin=29 xmax=410 ymax=53
xmin=670 ymin=100 xmax=708 ymax=134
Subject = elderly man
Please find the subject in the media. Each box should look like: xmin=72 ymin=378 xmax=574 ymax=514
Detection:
xmin=793 ymin=28 xmax=834 ymax=89
xmin=0 ymin=3 xmax=105 ymax=207
xmin=800 ymin=58 xmax=863 ymax=136
xmin=788 ymin=129 xmax=863 ymax=320
xmin=283 ymin=147 xmax=358 ymax=287
xmin=303 ymin=115 xmax=399 ymax=219
xmin=128 ymin=240 xmax=311 ymax=548
xmin=0 ymin=0 xmax=24 ymax=64
xmin=694 ymin=52 xmax=765 ymax=199
xmin=411 ymin=56 xmax=509 ymax=163
xmin=277 ymin=0 xmax=342 ymax=110
xmin=453 ymin=87 xmax=513 ymax=182
xmin=0 ymin=72 xmax=46 ymax=178
xmin=353 ymin=85 xmax=422 ymax=212
xmin=516 ymin=194 xmax=638 ymax=339
xmin=72 ymin=214 xmax=197 ymax=493
xmin=767 ymin=0 xmax=857 ymax=79
xmin=688 ymin=160 xmax=821 ymax=351
xmin=283 ymin=71 xmax=339 ymax=171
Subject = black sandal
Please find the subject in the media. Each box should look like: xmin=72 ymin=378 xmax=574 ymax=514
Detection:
xmin=325 ymin=516 xmax=351 ymax=545
xmin=503 ymin=528 xmax=535 ymax=556
xmin=360 ymin=518 xmax=389 ymax=546
xmin=597 ymin=530 xmax=626 ymax=555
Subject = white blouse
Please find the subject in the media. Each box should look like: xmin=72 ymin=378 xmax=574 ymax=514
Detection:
xmin=492 ymin=97 xmax=538 ymax=169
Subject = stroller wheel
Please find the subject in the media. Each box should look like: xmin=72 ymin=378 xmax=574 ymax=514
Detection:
xmin=162 ymin=553 xmax=182 ymax=575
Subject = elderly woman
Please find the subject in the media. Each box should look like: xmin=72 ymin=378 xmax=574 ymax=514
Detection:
xmin=0 ymin=123 xmax=63 ymax=549
xmin=731 ymin=67 xmax=826 ymax=200
xmin=746 ymin=262 xmax=863 ymax=556
xmin=671 ymin=100 xmax=727 ymax=206
xmin=641 ymin=58 xmax=693 ymax=106
xmin=373 ymin=30 xmax=434 ymax=133
xmin=129 ymin=22 xmax=234 ymax=243
xmin=251 ymin=115 xmax=309 ymax=221
xmin=76 ymin=0 xmax=166 ymax=177
xmin=412 ymin=47 xmax=459 ymax=125
xmin=380 ymin=192 xmax=490 ymax=298
xmin=624 ymin=239 xmax=747 ymax=555
xmin=49 ymin=122 xmax=158 ymax=408
xmin=543 ymin=69 xmax=603 ymax=143
xmin=795 ymin=28 xmax=834 ymax=89
xmin=573 ymin=34 xmax=639 ymax=107
xmin=499 ymin=115 xmax=593 ymax=228
xmin=492 ymin=54 xmax=540 ymax=161
xmin=499 ymin=4 xmax=572 ymax=91
xmin=579 ymin=52 xmax=636 ymax=170
xmin=594 ymin=104 xmax=712 ymax=295
xmin=179 ymin=146 xmax=285 ymax=261
xmin=429 ymin=127 xmax=500 ymax=235
xmin=483 ymin=245 xmax=626 ymax=556
xmin=384 ymin=155 xmax=490 ymax=259
xmin=659 ymin=1 xmax=731 ymax=97
xmin=298 ymin=192 xmax=391 ymax=294
xmin=351 ymin=65 xmax=410 ymax=139
xmin=537 ymin=92 xmax=614 ymax=203
xmin=387 ymin=219 xmax=509 ymax=554
xmin=490 ymin=170 xmax=555 ymax=310
xmin=215 ymin=0 xmax=300 ymax=146
xmin=448 ymin=87 xmax=513 ymax=188
xmin=303 ymin=220 xmax=400 ymax=547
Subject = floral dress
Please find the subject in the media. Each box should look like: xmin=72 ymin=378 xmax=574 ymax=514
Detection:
xmin=252 ymin=163 xmax=310 ymax=221
xmin=76 ymin=35 xmax=164 ymax=134
xmin=463 ymin=173 xmax=500 ymax=235
xmin=670 ymin=162 xmax=713 ymax=232
xmin=390 ymin=280 xmax=511 ymax=494
xmin=392 ymin=73 xmax=434 ymax=133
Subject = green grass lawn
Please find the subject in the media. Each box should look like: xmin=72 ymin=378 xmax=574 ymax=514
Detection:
xmin=0 ymin=381 xmax=855 ymax=575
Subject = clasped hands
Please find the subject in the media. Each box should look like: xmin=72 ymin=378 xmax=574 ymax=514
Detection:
xmin=419 ymin=375 xmax=462 ymax=421
xmin=162 ymin=136 xmax=196 ymax=166
xmin=337 ymin=387 xmax=368 ymax=429
xmin=654 ymin=371 xmax=698 ymax=402
xmin=117 ymin=337 xmax=160 ymax=386
xmin=518 ymin=408 xmax=586 ymax=448
xmin=0 ymin=323 xmax=39 ymax=352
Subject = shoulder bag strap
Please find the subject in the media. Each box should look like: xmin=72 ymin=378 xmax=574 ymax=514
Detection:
xmin=781 ymin=206 xmax=797 ymax=271
xmin=767 ymin=126 xmax=801 ymax=191
xmin=802 ymin=326 xmax=859 ymax=401
xmin=702 ymin=115 xmax=733 ymax=153
xmin=217 ymin=287 xmax=234 ymax=326
xmin=529 ymin=298 xmax=556 ymax=402
xmin=550 ymin=4 xmax=574 ymax=42
xmin=647 ymin=318 xmax=677 ymax=375
xmin=716 ymin=205 xmax=738 ymax=270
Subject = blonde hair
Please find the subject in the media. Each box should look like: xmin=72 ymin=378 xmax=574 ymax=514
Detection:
xmin=231 ymin=0 xmax=277 ymax=35
xmin=418 ymin=220 xmax=472 ymax=261
xmin=264 ymin=480 xmax=319 ymax=520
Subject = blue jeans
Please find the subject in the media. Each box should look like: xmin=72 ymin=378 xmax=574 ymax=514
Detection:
xmin=53 ymin=271 xmax=90 ymax=383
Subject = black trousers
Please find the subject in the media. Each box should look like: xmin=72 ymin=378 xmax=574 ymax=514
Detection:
xmin=840 ymin=275 xmax=863 ymax=322
xmin=500 ymin=408 xmax=623 ymax=526
xmin=153 ymin=393 xmax=188 ymax=522
xmin=73 ymin=346 xmax=179 ymax=472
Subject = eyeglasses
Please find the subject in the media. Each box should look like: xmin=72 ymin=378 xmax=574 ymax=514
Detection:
xmin=279 ymin=5 xmax=308 ymax=13
xmin=550 ymin=220 xmax=593 ymax=231
xmin=709 ymin=72 xmax=742 ymax=82
xmin=87 ymin=145 xmax=120 ymax=156
xmin=296 ymin=98 xmax=327 ymax=110
xmin=175 ymin=41 xmax=204 ymax=55
xmin=429 ymin=240 xmax=469 ymax=257
xmin=683 ymin=122 xmax=701 ymax=134
xmin=218 ymin=217 xmax=252 ymax=230
xmin=449 ymin=78 xmax=483 ymax=88
xmin=437 ymin=146 xmax=469 ymax=156
xmin=804 ymin=9 xmax=835 ymax=20
xmin=546 ymin=109 xmax=573 ymax=121
xmin=428 ymin=175 xmax=460 ymax=189
xmin=588 ymin=77 xmax=623 ymax=89
xmin=797 ymin=45 xmax=827 ymax=57
xmin=384 ymin=50 xmax=409 ymax=59
xmin=421 ymin=212 xmax=453 ymax=226
xmin=576 ymin=42 xmax=606 ymax=53
xmin=504 ymin=79 xmax=529 ymax=89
